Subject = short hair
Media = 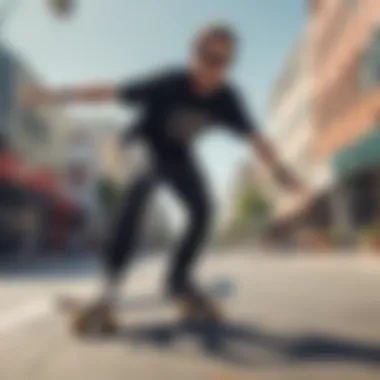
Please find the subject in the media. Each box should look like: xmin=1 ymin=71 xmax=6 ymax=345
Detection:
xmin=194 ymin=23 xmax=238 ymax=51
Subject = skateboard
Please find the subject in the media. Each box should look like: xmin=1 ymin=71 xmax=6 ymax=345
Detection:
xmin=58 ymin=295 xmax=224 ymax=336
xmin=57 ymin=279 xmax=231 ymax=335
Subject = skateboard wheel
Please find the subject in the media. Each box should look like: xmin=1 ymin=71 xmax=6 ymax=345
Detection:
xmin=99 ymin=314 xmax=118 ymax=335
xmin=71 ymin=310 xmax=92 ymax=335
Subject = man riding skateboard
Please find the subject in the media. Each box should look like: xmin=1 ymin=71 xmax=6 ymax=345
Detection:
xmin=25 ymin=24 xmax=303 ymax=333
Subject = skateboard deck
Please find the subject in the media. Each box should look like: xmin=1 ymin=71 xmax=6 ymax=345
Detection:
xmin=57 ymin=278 xmax=233 ymax=314
xmin=56 ymin=278 xmax=233 ymax=334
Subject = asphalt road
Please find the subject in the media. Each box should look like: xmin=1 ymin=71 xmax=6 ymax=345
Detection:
xmin=1 ymin=251 xmax=380 ymax=380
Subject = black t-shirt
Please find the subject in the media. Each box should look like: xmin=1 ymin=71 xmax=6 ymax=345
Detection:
xmin=118 ymin=68 xmax=256 ymax=159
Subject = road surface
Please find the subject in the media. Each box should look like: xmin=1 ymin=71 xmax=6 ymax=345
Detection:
xmin=1 ymin=251 xmax=380 ymax=379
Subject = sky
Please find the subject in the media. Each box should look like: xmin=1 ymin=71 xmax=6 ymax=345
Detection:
xmin=3 ymin=0 xmax=307 ymax=225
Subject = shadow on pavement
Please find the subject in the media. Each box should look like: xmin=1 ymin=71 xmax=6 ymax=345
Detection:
xmin=118 ymin=278 xmax=234 ymax=313
xmin=103 ymin=321 xmax=380 ymax=368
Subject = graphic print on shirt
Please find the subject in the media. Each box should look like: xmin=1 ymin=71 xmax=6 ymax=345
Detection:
xmin=165 ymin=106 xmax=211 ymax=142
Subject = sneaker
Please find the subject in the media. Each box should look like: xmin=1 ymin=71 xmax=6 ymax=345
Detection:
xmin=171 ymin=283 xmax=223 ymax=323
xmin=71 ymin=301 xmax=118 ymax=335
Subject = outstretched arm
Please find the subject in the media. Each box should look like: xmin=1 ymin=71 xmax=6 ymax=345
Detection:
xmin=220 ymin=87 xmax=304 ymax=192
xmin=23 ymin=70 xmax=171 ymax=108
xmin=23 ymin=84 xmax=118 ymax=107
xmin=250 ymin=133 xmax=302 ymax=191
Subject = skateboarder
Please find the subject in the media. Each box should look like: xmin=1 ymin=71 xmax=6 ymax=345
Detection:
xmin=25 ymin=24 xmax=303 ymax=332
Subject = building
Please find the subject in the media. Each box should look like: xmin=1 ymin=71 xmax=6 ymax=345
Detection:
xmin=262 ymin=36 xmax=322 ymax=240
xmin=310 ymin=0 xmax=380 ymax=239
xmin=0 ymin=44 xmax=70 ymax=170
xmin=260 ymin=1 xmax=380 ymax=247
xmin=98 ymin=131 xmax=130 ymax=185
xmin=268 ymin=39 xmax=313 ymax=217
xmin=0 ymin=43 xmax=76 ymax=254
xmin=63 ymin=125 xmax=103 ymax=236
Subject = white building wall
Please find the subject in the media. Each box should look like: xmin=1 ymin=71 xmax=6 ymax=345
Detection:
xmin=6 ymin=50 xmax=71 ymax=171
xmin=267 ymin=38 xmax=316 ymax=219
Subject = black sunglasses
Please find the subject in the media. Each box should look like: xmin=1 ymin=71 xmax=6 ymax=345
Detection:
xmin=198 ymin=48 xmax=232 ymax=68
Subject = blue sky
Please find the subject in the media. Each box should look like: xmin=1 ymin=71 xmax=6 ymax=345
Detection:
xmin=3 ymin=0 xmax=307 ymax=221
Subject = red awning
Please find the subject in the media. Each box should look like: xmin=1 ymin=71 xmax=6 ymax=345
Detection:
xmin=24 ymin=169 xmax=60 ymax=195
xmin=24 ymin=168 xmax=77 ymax=215
xmin=0 ymin=152 xmax=24 ymax=183
xmin=0 ymin=151 xmax=78 ymax=215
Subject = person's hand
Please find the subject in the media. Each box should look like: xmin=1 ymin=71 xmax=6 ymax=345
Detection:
xmin=283 ymin=176 xmax=305 ymax=194
xmin=274 ymin=167 xmax=307 ymax=195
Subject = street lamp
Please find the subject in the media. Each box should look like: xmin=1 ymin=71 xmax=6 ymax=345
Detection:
xmin=0 ymin=0 xmax=75 ymax=28
xmin=48 ymin=0 xmax=75 ymax=18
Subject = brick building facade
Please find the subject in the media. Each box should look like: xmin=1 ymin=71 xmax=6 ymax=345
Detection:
xmin=310 ymin=0 xmax=380 ymax=239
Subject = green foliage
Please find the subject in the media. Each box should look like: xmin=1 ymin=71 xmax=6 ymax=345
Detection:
xmin=234 ymin=184 xmax=270 ymax=227
xmin=224 ymin=183 xmax=271 ymax=241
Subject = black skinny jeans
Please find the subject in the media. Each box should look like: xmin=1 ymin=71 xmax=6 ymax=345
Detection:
xmin=104 ymin=157 xmax=212 ymax=295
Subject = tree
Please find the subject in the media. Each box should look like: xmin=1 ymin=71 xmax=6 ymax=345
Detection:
xmin=236 ymin=185 xmax=269 ymax=226
xmin=225 ymin=183 xmax=271 ymax=242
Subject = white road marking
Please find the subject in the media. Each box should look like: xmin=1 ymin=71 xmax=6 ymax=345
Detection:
xmin=0 ymin=298 xmax=52 ymax=334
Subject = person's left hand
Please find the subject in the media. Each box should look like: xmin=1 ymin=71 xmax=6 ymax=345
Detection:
xmin=275 ymin=168 xmax=309 ymax=197
xmin=284 ymin=177 xmax=307 ymax=194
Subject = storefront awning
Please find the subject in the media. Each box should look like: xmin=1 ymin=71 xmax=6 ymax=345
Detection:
xmin=24 ymin=169 xmax=60 ymax=195
xmin=333 ymin=128 xmax=380 ymax=179
xmin=0 ymin=152 xmax=24 ymax=182
xmin=0 ymin=151 xmax=77 ymax=215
